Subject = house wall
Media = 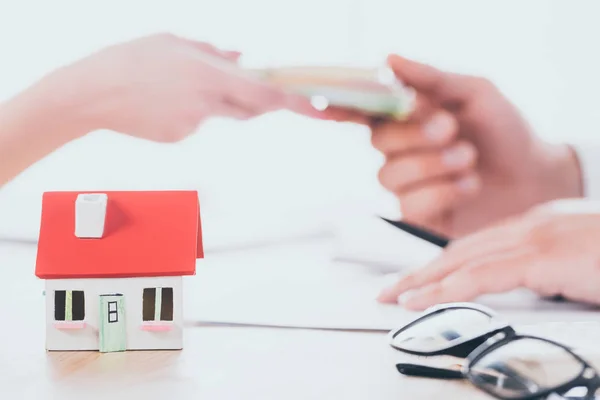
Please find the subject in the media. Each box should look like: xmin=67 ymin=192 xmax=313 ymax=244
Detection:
xmin=45 ymin=276 xmax=183 ymax=351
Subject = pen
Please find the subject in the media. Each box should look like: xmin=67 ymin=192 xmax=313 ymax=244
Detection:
xmin=379 ymin=217 xmax=450 ymax=248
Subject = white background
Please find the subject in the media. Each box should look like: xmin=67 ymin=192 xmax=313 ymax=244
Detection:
xmin=1 ymin=0 xmax=599 ymax=248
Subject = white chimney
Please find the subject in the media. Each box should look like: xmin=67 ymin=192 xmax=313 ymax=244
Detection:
xmin=75 ymin=193 xmax=108 ymax=238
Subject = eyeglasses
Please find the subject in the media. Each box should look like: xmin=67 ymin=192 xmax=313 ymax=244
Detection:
xmin=388 ymin=302 xmax=600 ymax=400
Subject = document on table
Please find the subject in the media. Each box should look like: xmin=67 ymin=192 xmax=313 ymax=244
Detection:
xmin=186 ymin=239 xmax=418 ymax=330
xmin=185 ymin=238 xmax=600 ymax=331
xmin=330 ymin=214 xmax=444 ymax=273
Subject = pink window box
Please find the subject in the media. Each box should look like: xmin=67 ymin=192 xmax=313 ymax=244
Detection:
xmin=140 ymin=322 xmax=173 ymax=331
xmin=54 ymin=321 xmax=86 ymax=330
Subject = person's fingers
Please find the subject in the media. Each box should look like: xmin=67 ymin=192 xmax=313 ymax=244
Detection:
xmin=436 ymin=214 xmax=528 ymax=262
xmin=219 ymin=50 xmax=242 ymax=62
xmin=377 ymin=257 xmax=463 ymax=304
xmin=282 ymin=93 xmax=329 ymax=119
xmin=387 ymin=54 xmax=486 ymax=106
xmin=397 ymin=171 xmax=480 ymax=222
xmin=379 ymin=141 xmax=477 ymax=193
xmin=371 ymin=123 xmax=427 ymax=154
xmin=179 ymin=37 xmax=242 ymax=62
xmin=187 ymin=43 xmax=291 ymax=115
xmin=371 ymin=111 xmax=458 ymax=155
xmin=400 ymin=249 xmax=534 ymax=310
xmin=376 ymin=229 xmax=491 ymax=304
xmin=402 ymin=92 xmax=435 ymax=122
xmin=210 ymin=99 xmax=257 ymax=120
xmin=318 ymin=107 xmax=371 ymax=124
xmin=209 ymin=67 xmax=322 ymax=118
xmin=218 ymin=73 xmax=307 ymax=116
xmin=376 ymin=214 xmax=534 ymax=304
xmin=209 ymin=93 xmax=319 ymax=120
xmin=419 ymin=111 xmax=458 ymax=144
xmin=201 ymin=48 xmax=241 ymax=62
xmin=380 ymin=178 xmax=483 ymax=302
xmin=318 ymin=92 xmax=432 ymax=124
xmin=172 ymin=100 xmax=255 ymax=135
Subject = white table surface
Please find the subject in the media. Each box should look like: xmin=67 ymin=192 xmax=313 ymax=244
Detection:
xmin=2 ymin=237 xmax=600 ymax=400
xmin=0 ymin=239 xmax=476 ymax=400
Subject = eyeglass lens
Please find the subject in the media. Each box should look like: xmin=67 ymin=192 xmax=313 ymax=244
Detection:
xmin=391 ymin=308 xmax=493 ymax=352
xmin=469 ymin=338 xmax=585 ymax=399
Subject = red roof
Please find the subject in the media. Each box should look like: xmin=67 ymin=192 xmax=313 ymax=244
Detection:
xmin=35 ymin=191 xmax=203 ymax=279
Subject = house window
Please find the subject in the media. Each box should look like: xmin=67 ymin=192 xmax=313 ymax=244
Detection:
xmin=107 ymin=301 xmax=118 ymax=323
xmin=142 ymin=288 xmax=173 ymax=321
xmin=54 ymin=290 xmax=85 ymax=321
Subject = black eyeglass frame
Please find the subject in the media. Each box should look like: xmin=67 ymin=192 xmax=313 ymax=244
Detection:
xmin=463 ymin=329 xmax=600 ymax=400
xmin=388 ymin=302 xmax=600 ymax=400
xmin=388 ymin=302 xmax=510 ymax=358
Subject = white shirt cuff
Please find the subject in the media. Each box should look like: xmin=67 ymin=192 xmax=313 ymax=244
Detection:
xmin=570 ymin=142 xmax=600 ymax=200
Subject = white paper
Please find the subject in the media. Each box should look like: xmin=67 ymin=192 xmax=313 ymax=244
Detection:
xmin=186 ymin=239 xmax=420 ymax=330
xmin=187 ymin=238 xmax=600 ymax=331
xmin=330 ymin=215 xmax=443 ymax=274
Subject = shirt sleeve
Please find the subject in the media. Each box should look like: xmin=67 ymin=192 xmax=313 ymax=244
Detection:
xmin=570 ymin=142 xmax=600 ymax=200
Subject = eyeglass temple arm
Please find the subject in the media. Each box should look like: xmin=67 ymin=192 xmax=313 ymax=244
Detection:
xmin=395 ymin=363 xmax=463 ymax=380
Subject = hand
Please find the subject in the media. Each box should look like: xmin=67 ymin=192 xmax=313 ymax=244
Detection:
xmin=377 ymin=199 xmax=600 ymax=309
xmin=50 ymin=33 xmax=319 ymax=142
xmin=323 ymin=55 xmax=583 ymax=238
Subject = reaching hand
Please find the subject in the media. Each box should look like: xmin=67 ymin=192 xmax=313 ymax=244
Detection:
xmin=52 ymin=32 xmax=320 ymax=142
xmin=377 ymin=199 xmax=600 ymax=309
xmin=324 ymin=55 xmax=583 ymax=238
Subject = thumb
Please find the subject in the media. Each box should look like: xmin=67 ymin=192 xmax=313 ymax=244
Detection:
xmin=182 ymin=38 xmax=242 ymax=62
xmin=387 ymin=54 xmax=480 ymax=104
xmin=221 ymin=50 xmax=242 ymax=62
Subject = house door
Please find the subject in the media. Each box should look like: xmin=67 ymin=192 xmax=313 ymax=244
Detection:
xmin=99 ymin=294 xmax=126 ymax=353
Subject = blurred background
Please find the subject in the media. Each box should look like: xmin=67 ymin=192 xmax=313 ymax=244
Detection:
xmin=1 ymin=0 xmax=598 ymax=250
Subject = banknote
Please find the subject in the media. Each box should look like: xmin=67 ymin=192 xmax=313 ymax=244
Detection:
xmin=250 ymin=65 xmax=415 ymax=119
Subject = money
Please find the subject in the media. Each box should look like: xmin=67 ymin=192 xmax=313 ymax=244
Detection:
xmin=251 ymin=65 xmax=415 ymax=119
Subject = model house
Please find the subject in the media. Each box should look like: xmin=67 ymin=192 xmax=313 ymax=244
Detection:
xmin=35 ymin=190 xmax=203 ymax=353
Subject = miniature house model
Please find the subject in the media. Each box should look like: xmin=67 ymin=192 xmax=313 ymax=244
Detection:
xmin=34 ymin=191 xmax=203 ymax=352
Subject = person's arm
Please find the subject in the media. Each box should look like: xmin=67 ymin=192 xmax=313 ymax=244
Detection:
xmin=0 ymin=71 xmax=90 ymax=187
xmin=0 ymin=33 xmax=319 ymax=190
